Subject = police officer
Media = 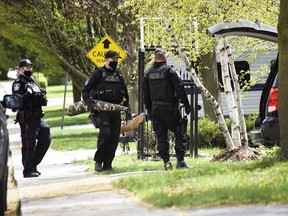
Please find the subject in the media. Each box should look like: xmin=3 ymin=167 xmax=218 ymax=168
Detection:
xmin=82 ymin=50 xmax=130 ymax=172
xmin=12 ymin=59 xmax=51 ymax=178
xmin=143 ymin=49 xmax=191 ymax=170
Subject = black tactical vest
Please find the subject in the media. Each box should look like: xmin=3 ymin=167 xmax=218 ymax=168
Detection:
xmin=148 ymin=65 xmax=175 ymax=102
xmin=94 ymin=68 xmax=125 ymax=104
xmin=20 ymin=77 xmax=46 ymax=108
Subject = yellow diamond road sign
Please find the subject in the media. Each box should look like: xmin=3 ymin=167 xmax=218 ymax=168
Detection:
xmin=86 ymin=35 xmax=127 ymax=67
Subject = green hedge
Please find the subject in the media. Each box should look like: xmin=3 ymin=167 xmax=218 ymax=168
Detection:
xmin=197 ymin=114 xmax=257 ymax=148
xmin=33 ymin=72 xmax=48 ymax=88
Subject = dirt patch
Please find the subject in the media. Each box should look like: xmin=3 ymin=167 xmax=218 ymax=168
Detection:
xmin=6 ymin=157 xmax=20 ymax=216
xmin=212 ymin=146 xmax=262 ymax=162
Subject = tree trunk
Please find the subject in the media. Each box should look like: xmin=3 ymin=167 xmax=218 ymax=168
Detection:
xmin=278 ymin=0 xmax=288 ymax=159
xmin=72 ymin=81 xmax=81 ymax=103
xmin=200 ymin=48 xmax=220 ymax=121
xmin=225 ymin=38 xmax=249 ymax=147
xmin=219 ymin=38 xmax=241 ymax=147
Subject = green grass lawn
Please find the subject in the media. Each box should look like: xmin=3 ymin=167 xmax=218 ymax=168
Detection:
xmin=43 ymin=105 xmax=90 ymax=127
xmin=112 ymin=152 xmax=288 ymax=208
xmin=46 ymin=85 xmax=73 ymax=98
xmin=51 ymin=127 xmax=98 ymax=150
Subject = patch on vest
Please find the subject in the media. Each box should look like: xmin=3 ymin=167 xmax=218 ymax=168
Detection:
xmin=13 ymin=83 xmax=21 ymax=91
xmin=149 ymin=73 xmax=165 ymax=79
xmin=104 ymin=76 xmax=120 ymax=82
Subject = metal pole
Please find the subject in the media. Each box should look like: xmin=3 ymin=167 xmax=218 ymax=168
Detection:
xmin=194 ymin=84 xmax=199 ymax=158
xmin=190 ymin=82 xmax=194 ymax=157
xmin=137 ymin=48 xmax=145 ymax=159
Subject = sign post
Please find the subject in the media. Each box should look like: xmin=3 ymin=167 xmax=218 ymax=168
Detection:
xmin=86 ymin=35 xmax=127 ymax=67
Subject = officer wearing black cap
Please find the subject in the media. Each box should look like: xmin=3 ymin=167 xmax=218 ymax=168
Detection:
xmin=82 ymin=50 xmax=130 ymax=172
xmin=12 ymin=59 xmax=51 ymax=178
xmin=143 ymin=48 xmax=191 ymax=170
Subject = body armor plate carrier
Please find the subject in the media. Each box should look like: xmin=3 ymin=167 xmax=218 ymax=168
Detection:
xmin=148 ymin=65 xmax=175 ymax=102
xmin=94 ymin=68 xmax=125 ymax=104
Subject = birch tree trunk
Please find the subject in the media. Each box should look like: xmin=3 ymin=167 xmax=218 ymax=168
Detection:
xmin=163 ymin=15 xmax=235 ymax=150
xmin=224 ymin=38 xmax=249 ymax=147
xmin=218 ymin=38 xmax=241 ymax=147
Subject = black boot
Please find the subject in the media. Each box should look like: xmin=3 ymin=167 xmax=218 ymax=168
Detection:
xmin=94 ymin=162 xmax=103 ymax=172
xmin=176 ymin=160 xmax=189 ymax=169
xmin=164 ymin=161 xmax=173 ymax=171
xmin=103 ymin=158 xmax=113 ymax=171
xmin=23 ymin=171 xmax=39 ymax=178
xmin=103 ymin=163 xmax=113 ymax=171
xmin=33 ymin=166 xmax=41 ymax=175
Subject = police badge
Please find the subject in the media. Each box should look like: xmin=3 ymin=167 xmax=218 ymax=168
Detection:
xmin=13 ymin=83 xmax=20 ymax=91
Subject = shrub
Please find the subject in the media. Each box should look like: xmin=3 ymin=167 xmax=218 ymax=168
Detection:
xmin=198 ymin=114 xmax=257 ymax=149
xmin=33 ymin=72 xmax=48 ymax=88
xmin=198 ymin=117 xmax=226 ymax=149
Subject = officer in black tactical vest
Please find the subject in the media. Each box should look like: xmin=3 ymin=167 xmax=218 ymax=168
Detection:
xmin=143 ymin=49 xmax=191 ymax=170
xmin=12 ymin=59 xmax=51 ymax=178
xmin=82 ymin=50 xmax=130 ymax=172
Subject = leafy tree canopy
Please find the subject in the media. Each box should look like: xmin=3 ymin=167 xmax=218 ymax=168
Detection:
xmin=0 ymin=1 xmax=64 ymax=84
xmin=121 ymin=0 xmax=279 ymax=61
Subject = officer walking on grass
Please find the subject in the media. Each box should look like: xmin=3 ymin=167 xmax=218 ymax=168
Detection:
xmin=12 ymin=59 xmax=51 ymax=178
xmin=143 ymin=48 xmax=191 ymax=170
xmin=82 ymin=50 xmax=130 ymax=172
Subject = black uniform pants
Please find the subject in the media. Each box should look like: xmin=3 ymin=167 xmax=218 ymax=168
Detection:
xmin=152 ymin=104 xmax=186 ymax=162
xmin=20 ymin=116 xmax=51 ymax=173
xmin=94 ymin=111 xmax=121 ymax=168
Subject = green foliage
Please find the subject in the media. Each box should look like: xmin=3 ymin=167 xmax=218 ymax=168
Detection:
xmin=257 ymin=145 xmax=281 ymax=158
xmin=198 ymin=117 xmax=226 ymax=148
xmin=33 ymin=72 xmax=48 ymax=88
xmin=0 ymin=2 xmax=69 ymax=85
xmin=197 ymin=115 xmax=257 ymax=148
xmin=245 ymin=113 xmax=258 ymax=132
xmin=121 ymin=0 xmax=279 ymax=60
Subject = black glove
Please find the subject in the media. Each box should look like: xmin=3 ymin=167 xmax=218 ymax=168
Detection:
xmin=86 ymin=99 xmax=95 ymax=111
xmin=146 ymin=112 xmax=152 ymax=121
xmin=40 ymin=88 xmax=47 ymax=95
xmin=42 ymin=97 xmax=48 ymax=106
xmin=185 ymin=105 xmax=191 ymax=115
xmin=126 ymin=107 xmax=132 ymax=120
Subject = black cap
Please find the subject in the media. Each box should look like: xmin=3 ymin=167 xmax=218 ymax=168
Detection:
xmin=155 ymin=48 xmax=166 ymax=56
xmin=105 ymin=50 xmax=121 ymax=59
xmin=19 ymin=59 xmax=33 ymax=67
